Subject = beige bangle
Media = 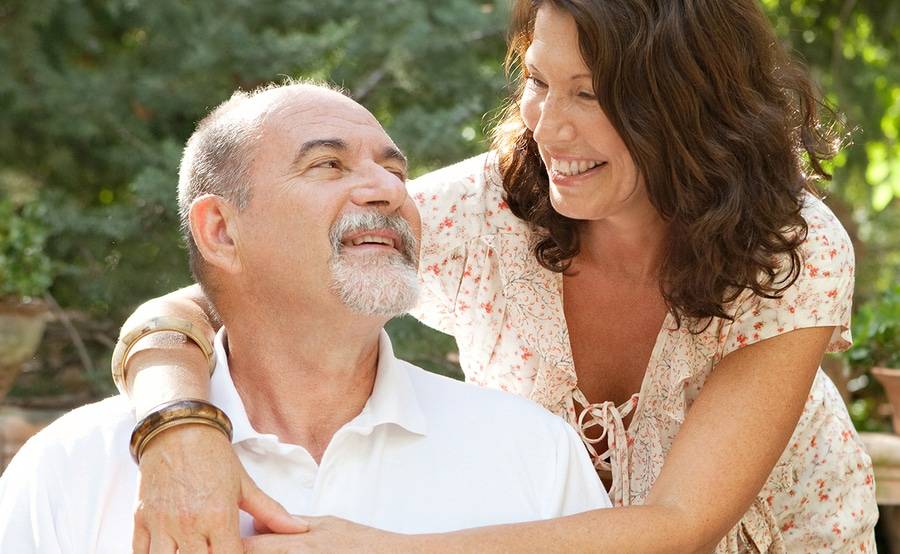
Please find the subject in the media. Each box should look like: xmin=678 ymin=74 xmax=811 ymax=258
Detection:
xmin=111 ymin=316 xmax=216 ymax=395
xmin=130 ymin=399 xmax=233 ymax=464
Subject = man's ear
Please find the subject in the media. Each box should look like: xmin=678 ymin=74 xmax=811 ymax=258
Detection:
xmin=189 ymin=194 xmax=242 ymax=275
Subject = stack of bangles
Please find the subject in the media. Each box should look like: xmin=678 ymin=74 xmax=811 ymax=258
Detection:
xmin=111 ymin=316 xmax=230 ymax=464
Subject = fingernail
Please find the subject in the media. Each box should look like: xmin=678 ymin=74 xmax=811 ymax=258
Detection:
xmin=293 ymin=515 xmax=309 ymax=526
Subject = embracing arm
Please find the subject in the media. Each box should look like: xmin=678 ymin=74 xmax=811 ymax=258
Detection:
xmin=116 ymin=284 xmax=303 ymax=554
xmin=412 ymin=326 xmax=833 ymax=553
xmin=258 ymin=325 xmax=832 ymax=554
xmin=119 ymin=283 xmax=217 ymax=417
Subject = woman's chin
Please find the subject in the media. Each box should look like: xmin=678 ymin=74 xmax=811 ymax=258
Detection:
xmin=549 ymin=193 xmax=594 ymax=221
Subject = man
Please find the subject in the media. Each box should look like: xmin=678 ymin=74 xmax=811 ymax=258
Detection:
xmin=0 ymin=81 xmax=609 ymax=552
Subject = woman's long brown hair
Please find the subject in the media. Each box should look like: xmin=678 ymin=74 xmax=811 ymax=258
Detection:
xmin=493 ymin=0 xmax=843 ymax=330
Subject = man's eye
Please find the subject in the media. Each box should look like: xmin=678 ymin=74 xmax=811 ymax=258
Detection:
xmin=314 ymin=159 xmax=341 ymax=169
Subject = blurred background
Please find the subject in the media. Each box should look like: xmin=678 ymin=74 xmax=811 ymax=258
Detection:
xmin=0 ymin=0 xmax=898 ymax=542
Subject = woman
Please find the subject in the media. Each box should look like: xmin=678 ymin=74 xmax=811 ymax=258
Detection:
xmin=118 ymin=0 xmax=877 ymax=552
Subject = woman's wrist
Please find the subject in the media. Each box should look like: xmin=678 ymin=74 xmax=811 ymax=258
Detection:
xmin=130 ymin=398 xmax=232 ymax=463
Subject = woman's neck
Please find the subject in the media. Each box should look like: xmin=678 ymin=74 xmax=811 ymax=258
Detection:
xmin=575 ymin=209 xmax=668 ymax=283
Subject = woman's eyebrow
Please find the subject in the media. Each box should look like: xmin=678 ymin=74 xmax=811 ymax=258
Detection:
xmin=525 ymin=61 xmax=591 ymax=81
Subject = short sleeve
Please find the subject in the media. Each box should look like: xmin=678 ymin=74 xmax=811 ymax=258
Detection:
xmin=722 ymin=195 xmax=855 ymax=357
xmin=407 ymin=153 xmax=506 ymax=336
xmin=541 ymin=418 xmax=612 ymax=517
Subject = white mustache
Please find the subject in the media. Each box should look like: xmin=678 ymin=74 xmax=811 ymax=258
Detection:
xmin=328 ymin=212 xmax=418 ymax=266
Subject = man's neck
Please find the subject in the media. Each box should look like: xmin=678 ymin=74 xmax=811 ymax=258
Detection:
xmin=222 ymin=309 xmax=385 ymax=463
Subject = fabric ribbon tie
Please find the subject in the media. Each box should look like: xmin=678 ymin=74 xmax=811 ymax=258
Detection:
xmin=575 ymin=392 xmax=639 ymax=507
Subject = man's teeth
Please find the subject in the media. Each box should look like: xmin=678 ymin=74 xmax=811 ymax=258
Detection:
xmin=550 ymin=158 xmax=602 ymax=177
xmin=349 ymin=235 xmax=394 ymax=247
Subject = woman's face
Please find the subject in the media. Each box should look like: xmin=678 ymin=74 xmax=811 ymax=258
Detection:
xmin=520 ymin=4 xmax=646 ymax=223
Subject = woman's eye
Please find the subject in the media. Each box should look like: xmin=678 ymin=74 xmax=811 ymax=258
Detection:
xmin=578 ymin=91 xmax=597 ymax=101
xmin=525 ymin=75 xmax=547 ymax=89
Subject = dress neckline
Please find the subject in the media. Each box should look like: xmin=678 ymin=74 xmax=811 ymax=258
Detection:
xmin=556 ymin=269 xmax=675 ymax=505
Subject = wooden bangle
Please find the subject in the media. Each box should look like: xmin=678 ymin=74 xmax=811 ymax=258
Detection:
xmin=130 ymin=399 xmax=232 ymax=464
xmin=111 ymin=316 xmax=217 ymax=395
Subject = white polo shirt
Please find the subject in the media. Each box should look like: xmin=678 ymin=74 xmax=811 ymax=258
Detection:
xmin=0 ymin=330 xmax=610 ymax=553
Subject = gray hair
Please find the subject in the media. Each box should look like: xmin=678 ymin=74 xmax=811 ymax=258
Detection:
xmin=177 ymin=78 xmax=346 ymax=284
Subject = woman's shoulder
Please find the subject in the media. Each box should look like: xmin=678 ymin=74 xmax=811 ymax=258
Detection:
xmin=716 ymin=192 xmax=856 ymax=355
xmin=795 ymin=192 xmax=855 ymax=289
xmin=407 ymin=152 xmax=503 ymax=198
xmin=410 ymin=152 xmax=527 ymax=254
xmin=799 ymin=192 xmax=853 ymax=256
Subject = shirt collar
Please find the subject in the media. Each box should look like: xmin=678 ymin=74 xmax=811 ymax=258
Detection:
xmin=210 ymin=328 xmax=427 ymax=446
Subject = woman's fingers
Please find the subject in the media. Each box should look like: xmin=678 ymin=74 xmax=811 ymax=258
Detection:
xmin=207 ymin=526 xmax=244 ymax=554
xmin=240 ymin=468 xmax=308 ymax=534
xmin=243 ymin=533 xmax=310 ymax=554
xmin=245 ymin=517 xmax=403 ymax=553
xmin=147 ymin=534 xmax=177 ymax=554
xmin=172 ymin=536 xmax=209 ymax=554
xmin=131 ymin=517 xmax=151 ymax=554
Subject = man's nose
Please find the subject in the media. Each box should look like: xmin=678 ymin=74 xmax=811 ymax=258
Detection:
xmin=349 ymin=163 xmax=408 ymax=212
xmin=532 ymin=94 xmax=576 ymax=144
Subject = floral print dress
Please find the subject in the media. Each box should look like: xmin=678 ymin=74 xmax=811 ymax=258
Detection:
xmin=408 ymin=153 xmax=878 ymax=553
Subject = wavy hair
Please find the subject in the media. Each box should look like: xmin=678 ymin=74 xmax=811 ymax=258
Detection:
xmin=493 ymin=0 xmax=843 ymax=329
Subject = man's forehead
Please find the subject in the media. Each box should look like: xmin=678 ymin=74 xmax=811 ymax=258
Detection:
xmin=264 ymin=91 xmax=396 ymax=150
xmin=268 ymin=87 xmax=375 ymax=125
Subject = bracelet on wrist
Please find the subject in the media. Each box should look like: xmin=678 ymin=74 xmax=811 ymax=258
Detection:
xmin=130 ymin=399 xmax=232 ymax=464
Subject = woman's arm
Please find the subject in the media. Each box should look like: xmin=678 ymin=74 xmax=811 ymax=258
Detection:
xmin=120 ymin=284 xmax=217 ymax=416
xmin=246 ymin=326 xmax=834 ymax=553
xmin=117 ymin=284 xmax=304 ymax=554
xmin=429 ymin=326 xmax=833 ymax=552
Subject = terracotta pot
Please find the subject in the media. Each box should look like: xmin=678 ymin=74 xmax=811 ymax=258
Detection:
xmin=873 ymin=367 xmax=900 ymax=433
xmin=0 ymin=299 xmax=49 ymax=400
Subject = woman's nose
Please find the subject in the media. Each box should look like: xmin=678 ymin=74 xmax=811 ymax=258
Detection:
xmin=532 ymin=94 xmax=576 ymax=145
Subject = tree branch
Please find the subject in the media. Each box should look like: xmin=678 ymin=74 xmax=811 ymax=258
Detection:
xmin=42 ymin=292 xmax=95 ymax=376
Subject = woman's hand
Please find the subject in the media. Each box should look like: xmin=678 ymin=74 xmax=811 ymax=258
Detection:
xmin=131 ymin=424 xmax=307 ymax=554
xmin=243 ymin=517 xmax=408 ymax=554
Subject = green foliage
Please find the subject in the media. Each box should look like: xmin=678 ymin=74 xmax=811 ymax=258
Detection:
xmin=0 ymin=0 xmax=508 ymax=324
xmin=386 ymin=317 xmax=463 ymax=381
xmin=844 ymin=285 xmax=900 ymax=431
xmin=0 ymin=1 xmax=896 ymax=414
xmin=760 ymin=0 xmax=900 ymax=296
xmin=0 ymin=198 xmax=53 ymax=299
xmin=846 ymin=284 xmax=900 ymax=371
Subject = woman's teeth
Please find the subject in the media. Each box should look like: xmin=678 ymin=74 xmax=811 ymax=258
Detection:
xmin=550 ymin=158 xmax=603 ymax=177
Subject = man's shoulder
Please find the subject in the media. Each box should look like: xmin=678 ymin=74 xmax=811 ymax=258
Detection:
xmin=399 ymin=361 xmax=611 ymax=514
xmin=401 ymin=361 xmax=568 ymax=434
xmin=10 ymin=395 xmax=134 ymax=467
xmin=0 ymin=396 xmax=139 ymax=552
